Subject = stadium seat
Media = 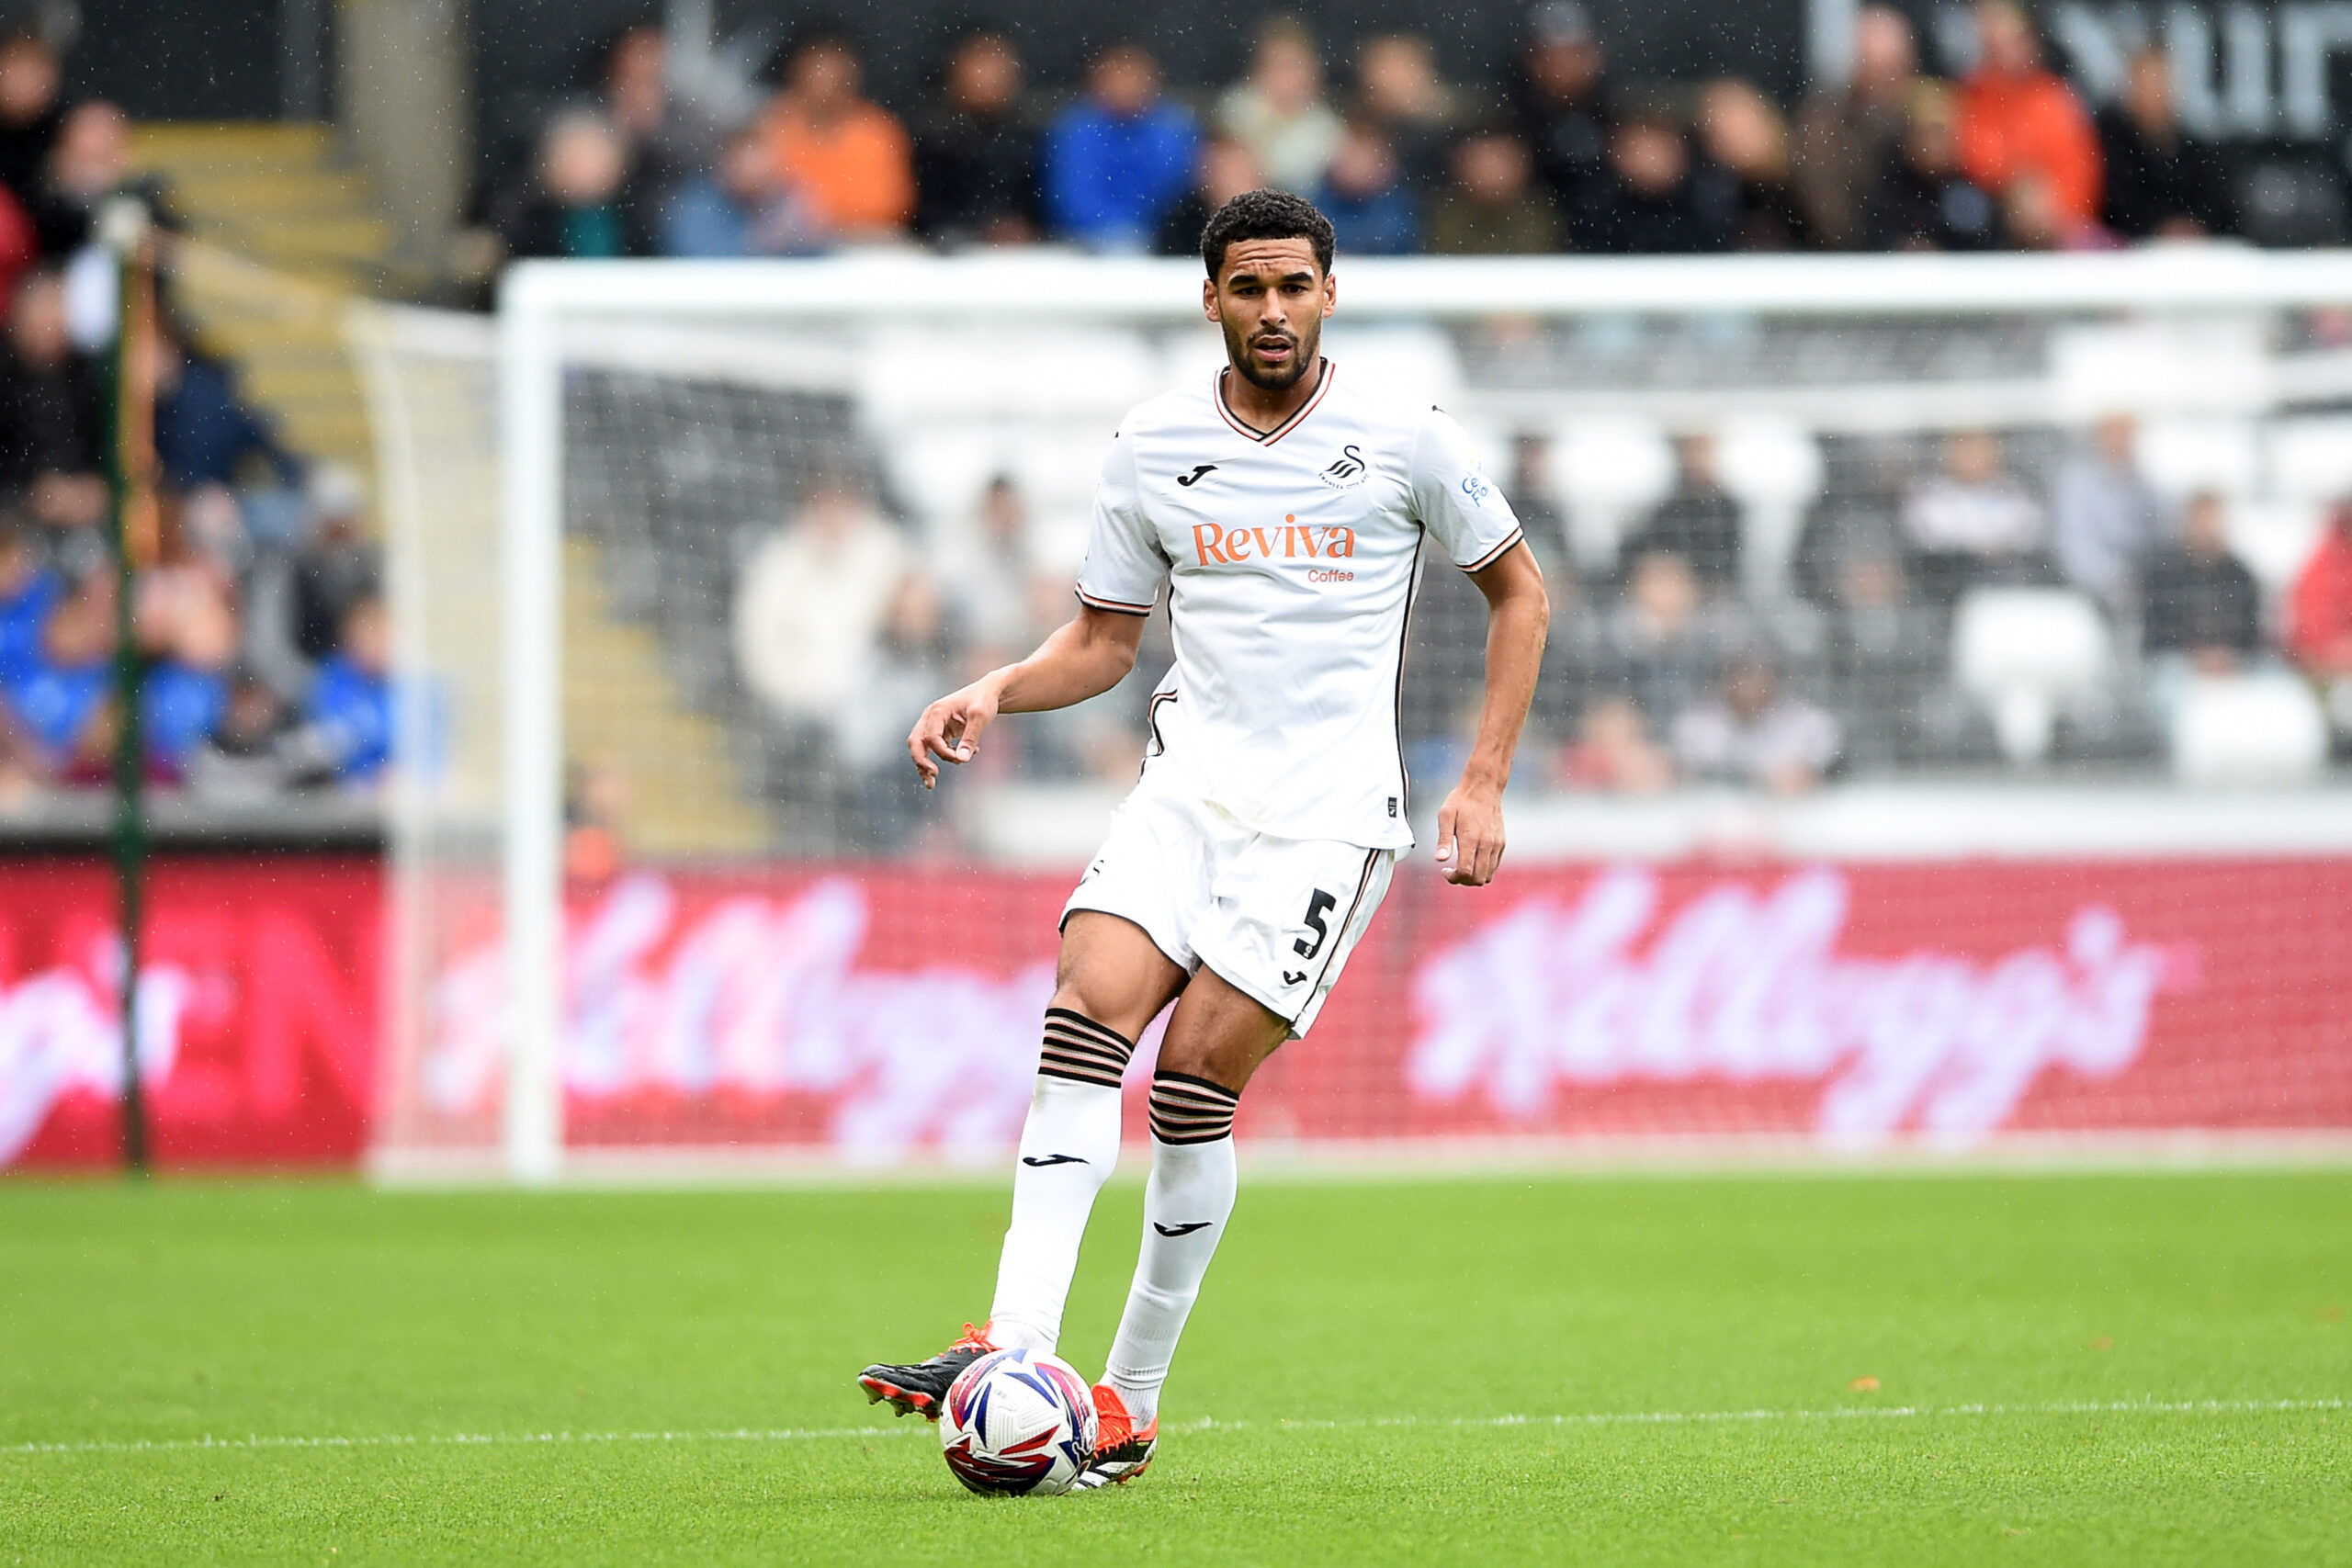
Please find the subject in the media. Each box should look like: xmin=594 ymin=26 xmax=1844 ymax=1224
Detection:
xmin=2132 ymin=414 xmax=2261 ymax=500
xmin=883 ymin=424 xmax=1006 ymax=535
xmin=1951 ymin=587 xmax=2113 ymax=764
xmin=2171 ymin=671 xmax=2330 ymax=785
xmin=2265 ymin=414 xmax=2352 ymax=503
xmin=1712 ymin=416 xmax=1825 ymax=604
xmin=1551 ymin=415 xmax=1675 ymax=576
xmin=2049 ymin=317 xmax=2269 ymax=421
xmin=1317 ymin=323 xmax=1465 ymax=405
xmin=857 ymin=327 xmax=1158 ymax=433
xmin=2225 ymin=496 xmax=2331 ymax=598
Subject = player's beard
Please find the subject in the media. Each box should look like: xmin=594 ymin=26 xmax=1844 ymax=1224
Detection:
xmin=1224 ymin=316 xmax=1320 ymax=391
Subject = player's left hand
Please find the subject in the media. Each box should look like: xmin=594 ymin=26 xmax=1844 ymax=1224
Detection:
xmin=1434 ymin=784 xmax=1506 ymax=886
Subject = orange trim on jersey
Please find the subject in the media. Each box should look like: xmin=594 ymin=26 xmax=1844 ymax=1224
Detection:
xmin=1076 ymin=587 xmax=1154 ymax=615
xmin=1462 ymin=528 xmax=1526 ymax=573
xmin=1213 ymin=358 xmax=1335 ymax=446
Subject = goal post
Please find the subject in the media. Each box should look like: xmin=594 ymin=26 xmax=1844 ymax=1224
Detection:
xmin=367 ymin=249 xmax=2352 ymax=1181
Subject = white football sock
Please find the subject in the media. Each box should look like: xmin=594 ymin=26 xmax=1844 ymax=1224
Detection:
xmin=1103 ymin=1073 xmax=1242 ymax=1428
xmin=986 ymin=1010 xmax=1135 ymax=1353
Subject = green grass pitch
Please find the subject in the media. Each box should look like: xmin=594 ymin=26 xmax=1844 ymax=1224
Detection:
xmin=2 ymin=1169 xmax=2346 ymax=1565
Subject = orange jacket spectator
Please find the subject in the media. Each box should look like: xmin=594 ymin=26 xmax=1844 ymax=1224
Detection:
xmin=759 ymin=32 xmax=914 ymax=237
xmin=1954 ymin=1 xmax=2102 ymax=224
xmin=761 ymin=99 xmax=914 ymax=235
xmin=2286 ymin=507 xmax=2352 ymax=675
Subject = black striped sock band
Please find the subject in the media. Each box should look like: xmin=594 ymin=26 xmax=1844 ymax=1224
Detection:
xmin=1148 ymin=1071 xmax=1241 ymax=1145
xmin=1038 ymin=1009 xmax=1136 ymax=1089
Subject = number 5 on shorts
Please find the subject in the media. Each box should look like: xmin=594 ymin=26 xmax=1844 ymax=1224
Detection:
xmin=1294 ymin=890 xmax=1338 ymax=960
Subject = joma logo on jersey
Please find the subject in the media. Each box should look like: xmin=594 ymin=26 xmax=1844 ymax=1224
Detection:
xmin=1317 ymin=444 xmax=1370 ymax=489
xmin=1191 ymin=520 xmax=1357 ymax=565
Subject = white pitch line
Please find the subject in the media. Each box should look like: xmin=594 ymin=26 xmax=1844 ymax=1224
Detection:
xmin=6 ymin=1397 xmax=2339 ymax=1460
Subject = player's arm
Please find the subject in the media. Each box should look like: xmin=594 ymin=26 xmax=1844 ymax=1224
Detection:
xmin=1436 ymin=542 xmax=1548 ymax=886
xmin=907 ymin=603 xmax=1148 ymax=787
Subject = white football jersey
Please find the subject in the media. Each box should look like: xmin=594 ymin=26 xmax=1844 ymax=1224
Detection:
xmin=1075 ymin=357 xmax=1524 ymax=850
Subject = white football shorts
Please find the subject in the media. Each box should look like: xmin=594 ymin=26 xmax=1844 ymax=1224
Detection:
xmin=1061 ymin=791 xmax=1397 ymax=1037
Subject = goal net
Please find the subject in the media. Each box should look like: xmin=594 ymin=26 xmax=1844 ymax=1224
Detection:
xmin=354 ymin=251 xmax=2352 ymax=1180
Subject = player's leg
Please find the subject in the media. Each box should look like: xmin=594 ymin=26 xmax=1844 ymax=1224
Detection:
xmin=986 ymin=912 xmax=1186 ymax=1353
xmin=1080 ymin=839 xmax=1396 ymax=1484
xmin=1078 ymin=971 xmax=1283 ymax=1485
xmin=856 ymin=911 xmax=1184 ymax=1417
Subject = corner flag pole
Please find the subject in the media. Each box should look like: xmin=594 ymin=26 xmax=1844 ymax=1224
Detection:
xmin=100 ymin=195 xmax=156 ymax=1175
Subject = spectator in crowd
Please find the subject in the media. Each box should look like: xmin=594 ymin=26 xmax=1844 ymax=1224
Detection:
xmin=0 ymin=506 xmax=58 ymax=685
xmin=1574 ymin=105 xmax=1724 ymax=254
xmin=2285 ymin=502 xmax=2352 ymax=732
xmin=912 ymin=30 xmax=1041 ymax=246
xmin=1792 ymin=4 xmax=1919 ymax=249
xmin=149 ymin=317 xmax=300 ymax=492
xmin=1901 ymin=428 xmax=2048 ymax=605
xmin=1593 ymin=547 xmax=1751 ymax=729
xmin=933 ymin=474 xmax=1057 ymax=670
xmin=2052 ymin=413 xmax=2169 ymax=622
xmin=2098 ymin=45 xmax=2233 ymax=241
xmin=2142 ymin=491 xmax=2259 ymax=672
xmin=1043 ymin=42 xmax=1199 ymax=252
xmin=1217 ymin=17 xmax=1344 ymax=193
xmin=1672 ymin=653 xmax=1840 ymax=793
xmin=1862 ymin=85 xmax=1998 ymax=251
xmin=1512 ymin=0 xmax=1613 ymax=216
xmin=1314 ymin=118 xmax=1418 ymax=255
xmin=1508 ymin=433 xmax=1572 ymax=570
xmin=1954 ymin=0 xmax=2101 ymax=231
xmin=7 ymin=563 xmax=110 ymax=779
xmin=244 ymin=464 xmax=376 ymax=704
xmin=0 ymin=268 xmax=107 ymax=532
xmin=1621 ymin=434 xmax=1744 ymax=591
xmin=488 ymin=110 xmax=652 ymax=261
xmin=139 ymin=566 xmax=237 ymax=783
xmin=0 ymin=30 xmax=63 ymax=213
xmin=1353 ymin=32 xmax=1457 ymax=194
xmin=1155 ymin=137 xmax=1263 ymax=258
xmin=31 ymin=98 xmax=141 ymax=257
xmin=1813 ymin=525 xmax=1943 ymax=770
xmin=834 ymin=570 xmax=956 ymax=849
xmin=600 ymin=23 xmax=716 ymax=250
xmin=662 ymin=127 xmax=825 ymax=257
xmin=1556 ymin=692 xmax=1675 ymax=792
xmin=187 ymin=667 xmax=294 ymax=799
xmin=756 ymin=28 xmax=915 ymax=243
xmin=1693 ymin=78 xmax=1812 ymax=252
xmin=300 ymin=592 xmax=393 ymax=787
xmin=733 ymin=471 xmax=915 ymax=726
xmin=1425 ymin=129 xmax=1559 ymax=254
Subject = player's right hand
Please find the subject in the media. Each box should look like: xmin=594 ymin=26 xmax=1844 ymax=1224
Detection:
xmin=908 ymin=680 xmax=1002 ymax=788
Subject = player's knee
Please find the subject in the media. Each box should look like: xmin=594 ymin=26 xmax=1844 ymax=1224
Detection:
xmin=1148 ymin=1032 xmax=1255 ymax=1096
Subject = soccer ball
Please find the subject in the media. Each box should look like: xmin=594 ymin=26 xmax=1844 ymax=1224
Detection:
xmin=939 ymin=1348 xmax=1098 ymax=1496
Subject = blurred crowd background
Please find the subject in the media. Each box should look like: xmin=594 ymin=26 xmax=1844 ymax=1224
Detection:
xmin=7 ymin=0 xmax=2352 ymax=850
xmin=462 ymin=1 xmax=2265 ymax=274
xmin=0 ymin=25 xmax=388 ymax=812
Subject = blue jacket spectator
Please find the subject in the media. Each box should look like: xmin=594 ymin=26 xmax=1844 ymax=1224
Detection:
xmin=304 ymin=596 xmax=392 ymax=784
xmin=142 ymin=659 xmax=228 ymax=776
xmin=155 ymin=336 xmax=300 ymax=491
xmin=1315 ymin=123 xmax=1419 ymax=256
xmin=8 ymin=654 xmax=103 ymax=757
xmin=307 ymin=653 xmax=390 ymax=784
xmin=1042 ymin=43 xmax=1198 ymax=251
xmin=0 ymin=536 xmax=59 ymax=684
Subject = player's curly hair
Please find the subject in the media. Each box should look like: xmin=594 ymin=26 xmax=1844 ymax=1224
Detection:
xmin=1200 ymin=189 xmax=1337 ymax=280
